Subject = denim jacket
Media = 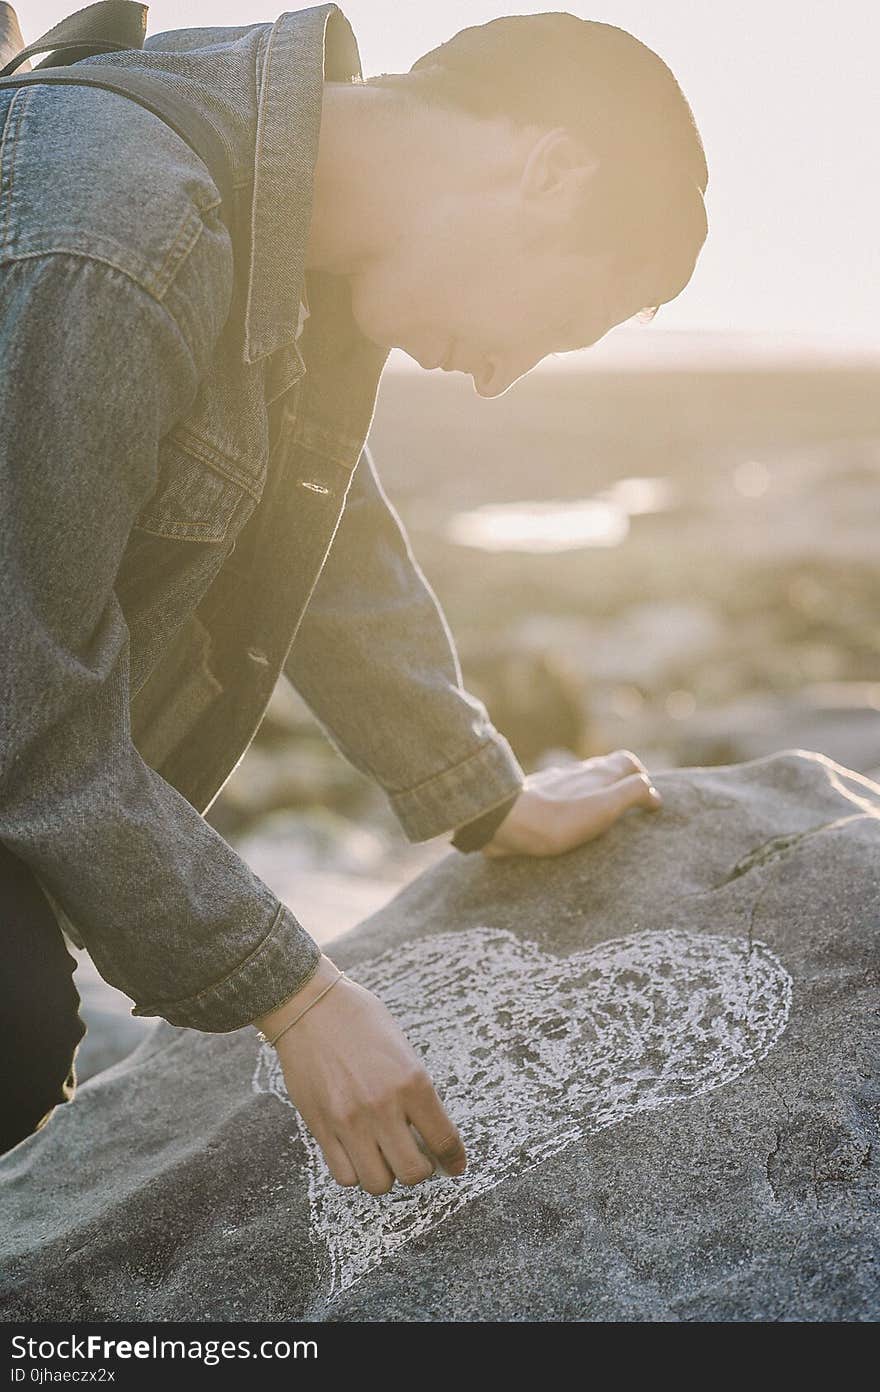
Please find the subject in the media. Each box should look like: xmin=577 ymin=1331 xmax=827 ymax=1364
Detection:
xmin=0 ymin=5 xmax=525 ymax=1031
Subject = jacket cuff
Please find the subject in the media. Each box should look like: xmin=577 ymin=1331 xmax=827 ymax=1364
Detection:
xmin=131 ymin=902 xmax=322 ymax=1032
xmin=451 ymin=790 xmax=520 ymax=853
xmin=388 ymin=732 xmax=526 ymax=842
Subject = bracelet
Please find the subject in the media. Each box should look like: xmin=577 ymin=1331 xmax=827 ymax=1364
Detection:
xmin=263 ymin=967 xmax=347 ymax=1049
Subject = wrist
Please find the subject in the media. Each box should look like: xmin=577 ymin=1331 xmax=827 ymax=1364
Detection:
xmin=480 ymin=794 xmax=549 ymax=857
xmin=451 ymin=789 xmax=521 ymax=854
xmin=251 ymin=953 xmax=341 ymax=1036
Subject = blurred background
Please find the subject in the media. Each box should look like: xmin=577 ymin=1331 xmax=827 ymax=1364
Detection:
xmin=16 ymin=4 xmax=880 ymax=1056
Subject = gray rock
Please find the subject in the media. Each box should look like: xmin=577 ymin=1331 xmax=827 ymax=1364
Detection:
xmin=218 ymin=743 xmax=359 ymax=822
xmin=233 ymin=807 xmax=389 ymax=879
xmin=1 ymin=751 xmax=878 ymax=1322
xmin=514 ymin=600 xmax=724 ymax=689
xmin=70 ymin=953 xmax=155 ymax=1085
xmin=673 ymin=684 xmax=880 ymax=774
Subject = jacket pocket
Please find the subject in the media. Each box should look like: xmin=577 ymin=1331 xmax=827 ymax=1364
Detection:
xmin=130 ymin=612 xmax=224 ymax=770
xmin=135 ymin=434 xmax=257 ymax=543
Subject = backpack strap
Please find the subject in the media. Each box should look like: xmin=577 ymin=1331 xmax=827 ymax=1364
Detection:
xmin=0 ymin=3 xmax=234 ymax=236
xmin=0 ymin=2 xmax=148 ymax=76
xmin=0 ymin=65 xmax=236 ymax=239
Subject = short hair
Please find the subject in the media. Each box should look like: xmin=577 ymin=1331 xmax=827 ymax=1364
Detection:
xmin=368 ymin=12 xmax=708 ymax=333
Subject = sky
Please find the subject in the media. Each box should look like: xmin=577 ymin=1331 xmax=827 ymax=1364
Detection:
xmin=17 ymin=1 xmax=880 ymax=347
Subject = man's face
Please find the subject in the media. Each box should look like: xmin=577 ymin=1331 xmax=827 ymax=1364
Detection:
xmin=346 ymin=179 xmax=630 ymax=398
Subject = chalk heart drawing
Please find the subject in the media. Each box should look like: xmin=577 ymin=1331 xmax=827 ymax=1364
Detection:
xmin=253 ymin=927 xmax=792 ymax=1299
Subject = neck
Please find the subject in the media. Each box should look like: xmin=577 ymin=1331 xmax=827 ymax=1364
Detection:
xmin=304 ymin=81 xmax=503 ymax=275
xmin=303 ymin=82 xmax=421 ymax=274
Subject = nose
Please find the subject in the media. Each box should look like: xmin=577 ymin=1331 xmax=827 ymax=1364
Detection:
xmin=472 ymin=353 xmax=541 ymax=399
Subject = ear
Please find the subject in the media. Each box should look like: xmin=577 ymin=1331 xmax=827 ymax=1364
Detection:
xmin=520 ymin=128 xmax=598 ymax=209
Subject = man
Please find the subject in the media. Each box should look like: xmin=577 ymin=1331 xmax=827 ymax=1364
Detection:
xmin=0 ymin=3 xmax=707 ymax=1191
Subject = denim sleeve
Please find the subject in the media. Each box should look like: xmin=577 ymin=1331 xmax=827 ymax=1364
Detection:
xmin=0 ymin=251 xmax=322 ymax=1032
xmin=283 ymin=445 xmax=526 ymax=841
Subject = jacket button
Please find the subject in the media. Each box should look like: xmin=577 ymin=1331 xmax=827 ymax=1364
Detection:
xmin=247 ymin=647 xmax=270 ymax=667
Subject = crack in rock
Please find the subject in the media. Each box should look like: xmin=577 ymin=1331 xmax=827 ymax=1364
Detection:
xmin=715 ymin=814 xmax=870 ymax=890
xmin=765 ymin=1129 xmax=784 ymax=1202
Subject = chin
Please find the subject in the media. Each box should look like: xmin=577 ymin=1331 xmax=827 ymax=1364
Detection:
xmin=348 ymin=282 xmax=436 ymax=359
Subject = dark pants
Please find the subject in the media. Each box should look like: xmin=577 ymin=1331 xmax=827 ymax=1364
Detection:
xmin=0 ymin=840 xmax=86 ymax=1155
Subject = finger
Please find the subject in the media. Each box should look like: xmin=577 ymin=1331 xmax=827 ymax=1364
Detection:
xmin=568 ymin=772 xmax=662 ymax=843
xmin=376 ymin=1119 xmax=438 ymax=1187
xmin=587 ymin=748 xmax=650 ymax=784
xmin=610 ymin=747 xmax=650 ymax=776
xmin=343 ymin=1133 xmax=396 ymax=1196
xmin=406 ymin=1082 xmax=467 ymax=1176
xmin=310 ymin=1123 xmax=359 ymax=1188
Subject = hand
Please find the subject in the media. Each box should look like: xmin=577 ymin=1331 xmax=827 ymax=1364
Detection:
xmin=254 ymin=956 xmax=466 ymax=1194
xmin=481 ymin=749 xmax=662 ymax=858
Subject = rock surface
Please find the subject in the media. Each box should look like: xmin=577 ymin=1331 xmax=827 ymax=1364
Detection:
xmin=1 ymin=751 xmax=878 ymax=1322
xmin=70 ymin=954 xmax=153 ymax=1086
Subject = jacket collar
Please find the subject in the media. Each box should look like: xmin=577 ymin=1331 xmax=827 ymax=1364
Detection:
xmin=243 ymin=5 xmax=362 ymax=365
